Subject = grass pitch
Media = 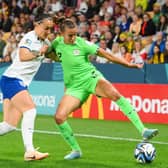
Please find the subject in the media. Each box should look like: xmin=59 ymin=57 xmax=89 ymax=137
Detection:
xmin=0 ymin=113 xmax=167 ymax=168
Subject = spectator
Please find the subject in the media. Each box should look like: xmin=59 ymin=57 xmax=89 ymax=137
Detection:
xmin=162 ymin=0 xmax=168 ymax=18
xmin=120 ymin=45 xmax=133 ymax=63
xmin=132 ymin=39 xmax=147 ymax=64
xmin=123 ymin=0 xmax=135 ymax=12
xmin=134 ymin=5 xmax=144 ymax=19
xmin=1 ymin=1 xmax=10 ymax=17
xmin=96 ymin=39 xmax=111 ymax=63
xmin=78 ymin=22 xmax=90 ymax=40
xmin=20 ymin=0 xmax=30 ymax=14
xmin=90 ymin=33 xmax=100 ymax=45
xmin=119 ymin=32 xmax=128 ymax=47
xmin=23 ymin=14 xmax=34 ymax=32
xmin=146 ymin=0 xmax=157 ymax=11
xmin=65 ymin=7 xmax=76 ymax=18
xmin=148 ymin=44 xmax=164 ymax=64
xmin=152 ymin=2 xmax=162 ymax=29
xmin=135 ymin=0 xmax=148 ymax=11
xmin=92 ymin=14 xmax=101 ymax=24
xmin=104 ymin=31 xmax=113 ymax=49
xmin=129 ymin=13 xmax=142 ymax=37
xmin=119 ymin=14 xmax=130 ymax=32
xmin=99 ymin=0 xmax=113 ymax=17
xmin=2 ymin=34 xmax=17 ymax=62
xmin=99 ymin=12 xmax=112 ymax=27
xmin=148 ymin=31 xmax=166 ymax=59
xmin=11 ymin=0 xmax=21 ymax=18
xmin=0 ymin=31 xmax=6 ymax=60
xmin=163 ymin=40 xmax=168 ymax=63
xmin=157 ymin=15 xmax=168 ymax=34
xmin=140 ymin=12 xmax=156 ymax=37
xmin=111 ymin=25 xmax=121 ymax=44
xmin=50 ymin=0 xmax=63 ymax=13
xmin=0 ymin=12 xmax=3 ymax=30
xmin=126 ymin=32 xmax=134 ymax=53
xmin=77 ymin=13 xmax=88 ymax=25
xmin=111 ymin=42 xmax=122 ymax=59
xmin=77 ymin=0 xmax=88 ymax=13
xmin=90 ymin=22 xmax=100 ymax=38
xmin=2 ymin=14 xmax=13 ymax=32
xmin=85 ymin=0 xmax=100 ymax=19
xmin=113 ymin=3 xmax=121 ymax=23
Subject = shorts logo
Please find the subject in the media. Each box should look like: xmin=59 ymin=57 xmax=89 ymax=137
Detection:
xmin=19 ymin=80 xmax=26 ymax=87
xmin=73 ymin=49 xmax=80 ymax=55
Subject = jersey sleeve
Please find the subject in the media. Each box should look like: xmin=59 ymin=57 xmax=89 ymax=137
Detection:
xmin=83 ymin=39 xmax=99 ymax=55
xmin=18 ymin=34 xmax=33 ymax=51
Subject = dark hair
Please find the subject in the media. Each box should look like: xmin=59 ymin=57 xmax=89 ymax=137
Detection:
xmin=34 ymin=13 xmax=52 ymax=23
xmin=54 ymin=16 xmax=76 ymax=32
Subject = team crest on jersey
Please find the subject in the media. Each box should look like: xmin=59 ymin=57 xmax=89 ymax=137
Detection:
xmin=73 ymin=49 xmax=80 ymax=55
xmin=24 ymin=39 xmax=32 ymax=46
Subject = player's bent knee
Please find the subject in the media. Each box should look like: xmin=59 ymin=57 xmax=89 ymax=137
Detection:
xmin=54 ymin=114 xmax=66 ymax=124
xmin=112 ymin=94 xmax=121 ymax=102
xmin=107 ymin=90 xmax=121 ymax=101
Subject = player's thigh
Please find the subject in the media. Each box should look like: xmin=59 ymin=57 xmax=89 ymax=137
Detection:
xmin=11 ymin=90 xmax=35 ymax=113
xmin=55 ymin=95 xmax=81 ymax=120
xmin=3 ymin=99 xmax=22 ymax=126
xmin=95 ymin=78 xmax=121 ymax=101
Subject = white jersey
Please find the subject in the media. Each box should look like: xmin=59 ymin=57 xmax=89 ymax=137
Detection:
xmin=4 ymin=31 xmax=49 ymax=86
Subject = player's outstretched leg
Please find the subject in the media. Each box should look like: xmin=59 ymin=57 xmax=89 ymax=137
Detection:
xmin=64 ymin=151 xmax=82 ymax=160
xmin=116 ymin=96 xmax=159 ymax=140
xmin=142 ymin=128 xmax=159 ymax=141
xmin=57 ymin=121 xmax=82 ymax=160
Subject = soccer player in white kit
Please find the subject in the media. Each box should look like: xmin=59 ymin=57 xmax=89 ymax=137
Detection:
xmin=0 ymin=13 xmax=54 ymax=161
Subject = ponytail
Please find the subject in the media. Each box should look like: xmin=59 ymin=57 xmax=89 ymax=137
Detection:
xmin=54 ymin=16 xmax=76 ymax=32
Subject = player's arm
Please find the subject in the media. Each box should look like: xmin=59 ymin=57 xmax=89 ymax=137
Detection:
xmin=19 ymin=45 xmax=49 ymax=61
xmin=19 ymin=48 xmax=39 ymax=61
xmin=97 ymin=48 xmax=143 ymax=69
xmin=45 ymin=47 xmax=60 ymax=62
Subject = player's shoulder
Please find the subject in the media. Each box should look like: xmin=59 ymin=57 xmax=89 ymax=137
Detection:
xmin=52 ymin=36 xmax=63 ymax=46
xmin=23 ymin=31 xmax=36 ymax=40
xmin=76 ymin=36 xmax=85 ymax=43
xmin=19 ymin=31 xmax=36 ymax=47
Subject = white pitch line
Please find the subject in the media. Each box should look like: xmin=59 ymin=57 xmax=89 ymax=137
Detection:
xmin=16 ymin=128 xmax=168 ymax=145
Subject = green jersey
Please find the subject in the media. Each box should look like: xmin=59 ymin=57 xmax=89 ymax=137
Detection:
xmin=51 ymin=36 xmax=99 ymax=86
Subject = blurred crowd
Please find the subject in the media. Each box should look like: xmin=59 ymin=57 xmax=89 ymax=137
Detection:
xmin=0 ymin=0 xmax=168 ymax=64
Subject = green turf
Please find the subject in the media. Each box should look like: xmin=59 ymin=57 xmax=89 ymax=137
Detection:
xmin=0 ymin=113 xmax=167 ymax=168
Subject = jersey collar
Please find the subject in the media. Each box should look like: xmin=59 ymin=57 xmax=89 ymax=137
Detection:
xmin=60 ymin=36 xmax=78 ymax=45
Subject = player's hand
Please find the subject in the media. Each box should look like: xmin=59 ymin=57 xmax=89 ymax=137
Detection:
xmin=40 ymin=45 xmax=49 ymax=55
xmin=128 ymin=63 xmax=144 ymax=69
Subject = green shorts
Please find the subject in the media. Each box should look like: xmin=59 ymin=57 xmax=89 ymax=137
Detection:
xmin=65 ymin=70 xmax=104 ymax=103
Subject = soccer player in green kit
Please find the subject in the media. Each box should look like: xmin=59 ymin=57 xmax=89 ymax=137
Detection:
xmin=51 ymin=18 xmax=158 ymax=160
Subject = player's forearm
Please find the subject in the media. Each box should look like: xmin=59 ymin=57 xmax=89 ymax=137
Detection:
xmin=19 ymin=49 xmax=40 ymax=61
xmin=97 ymin=48 xmax=130 ymax=67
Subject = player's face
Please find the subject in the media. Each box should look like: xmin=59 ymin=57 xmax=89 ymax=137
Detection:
xmin=63 ymin=27 xmax=78 ymax=44
xmin=39 ymin=19 xmax=54 ymax=40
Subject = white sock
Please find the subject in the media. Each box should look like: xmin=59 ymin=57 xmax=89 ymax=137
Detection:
xmin=21 ymin=108 xmax=36 ymax=152
xmin=0 ymin=121 xmax=16 ymax=135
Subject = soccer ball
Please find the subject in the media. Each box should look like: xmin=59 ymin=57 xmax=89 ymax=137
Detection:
xmin=134 ymin=142 xmax=156 ymax=163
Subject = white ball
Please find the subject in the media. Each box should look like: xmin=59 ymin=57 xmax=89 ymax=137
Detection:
xmin=134 ymin=142 xmax=156 ymax=163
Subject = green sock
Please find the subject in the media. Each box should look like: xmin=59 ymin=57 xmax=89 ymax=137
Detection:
xmin=57 ymin=121 xmax=81 ymax=151
xmin=116 ymin=96 xmax=145 ymax=133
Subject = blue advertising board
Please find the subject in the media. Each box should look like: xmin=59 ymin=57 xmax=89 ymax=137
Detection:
xmin=0 ymin=81 xmax=64 ymax=115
